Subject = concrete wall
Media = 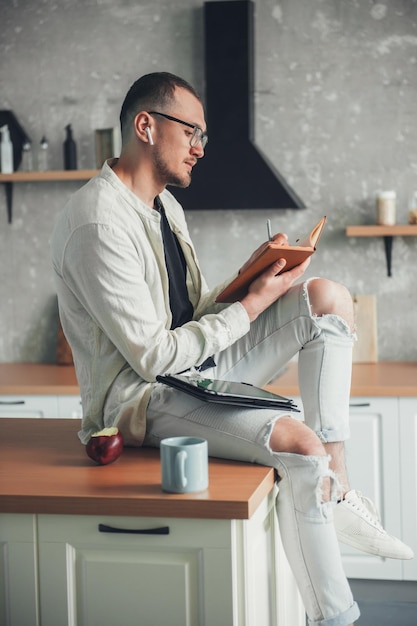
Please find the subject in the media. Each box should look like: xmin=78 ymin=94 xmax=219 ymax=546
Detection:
xmin=1 ymin=0 xmax=416 ymax=363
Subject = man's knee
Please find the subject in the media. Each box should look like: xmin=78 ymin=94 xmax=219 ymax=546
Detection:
xmin=269 ymin=417 xmax=326 ymax=457
xmin=306 ymin=278 xmax=354 ymax=331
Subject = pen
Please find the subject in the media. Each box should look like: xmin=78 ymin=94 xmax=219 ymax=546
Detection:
xmin=266 ymin=219 xmax=272 ymax=241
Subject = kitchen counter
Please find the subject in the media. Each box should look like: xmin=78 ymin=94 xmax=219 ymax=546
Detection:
xmin=0 ymin=362 xmax=79 ymax=395
xmin=0 ymin=361 xmax=417 ymax=397
xmin=0 ymin=418 xmax=274 ymax=520
xmin=1 ymin=361 xmax=417 ymax=397
xmin=267 ymin=360 xmax=417 ymax=397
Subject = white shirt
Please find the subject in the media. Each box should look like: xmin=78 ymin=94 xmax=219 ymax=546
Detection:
xmin=51 ymin=161 xmax=250 ymax=445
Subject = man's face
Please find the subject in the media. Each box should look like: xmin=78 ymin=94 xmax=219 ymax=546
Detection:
xmin=151 ymin=87 xmax=207 ymax=189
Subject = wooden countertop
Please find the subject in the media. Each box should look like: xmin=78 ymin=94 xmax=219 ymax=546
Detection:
xmin=0 ymin=363 xmax=79 ymax=395
xmin=0 ymin=418 xmax=274 ymax=521
xmin=267 ymin=361 xmax=417 ymax=397
xmin=2 ymin=361 xmax=417 ymax=397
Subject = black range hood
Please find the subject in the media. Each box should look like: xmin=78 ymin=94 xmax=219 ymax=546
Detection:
xmin=171 ymin=0 xmax=304 ymax=210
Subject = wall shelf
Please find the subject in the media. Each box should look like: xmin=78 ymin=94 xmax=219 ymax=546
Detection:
xmin=346 ymin=224 xmax=417 ymax=276
xmin=0 ymin=169 xmax=99 ymax=223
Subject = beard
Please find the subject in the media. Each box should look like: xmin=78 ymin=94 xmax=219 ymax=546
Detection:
xmin=152 ymin=149 xmax=192 ymax=189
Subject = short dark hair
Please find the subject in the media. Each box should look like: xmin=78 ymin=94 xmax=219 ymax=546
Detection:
xmin=119 ymin=72 xmax=202 ymax=143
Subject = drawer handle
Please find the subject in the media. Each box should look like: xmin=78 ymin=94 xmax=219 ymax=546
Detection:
xmin=98 ymin=523 xmax=170 ymax=535
xmin=349 ymin=403 xmax=371 ymax=407
xmin=0 ymin=400 xmax=25 ymax=405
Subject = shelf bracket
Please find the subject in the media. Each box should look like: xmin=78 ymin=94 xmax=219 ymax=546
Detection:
xmin=383 ymin=235 xmax=393 ymax=277
xmin=4 ymin=182 xmax=13 ymax=224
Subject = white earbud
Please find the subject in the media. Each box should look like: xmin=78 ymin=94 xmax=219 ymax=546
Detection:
xmin=145 ymin=127 xmax=154 ymax=145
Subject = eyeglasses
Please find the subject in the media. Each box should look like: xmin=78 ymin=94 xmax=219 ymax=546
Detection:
xmin=148 ymin=111 xmax=208 ymax=149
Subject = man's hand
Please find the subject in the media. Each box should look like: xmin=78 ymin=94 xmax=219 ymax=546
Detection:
xmin=239 ymin=255 xmax=311 ymax=322
xmin=238 ymin=232 xmax=289 ymax=276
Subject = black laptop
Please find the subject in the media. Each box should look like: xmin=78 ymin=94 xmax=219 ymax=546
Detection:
xmin=156 ymin=374 xmax=299 ymax=412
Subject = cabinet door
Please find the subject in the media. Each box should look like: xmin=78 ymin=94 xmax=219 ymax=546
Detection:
xmin=235 ymin=487 xmax=304 ymax=626
xmin=399 ymin=398 xmax=417 ymax=581
xmin=37 ymin=509 xmax=305 ymax=626
xmin=57 ymin=395 xmax=82 ymax=418
xmin=37 ymin=514 xmax=231 ymax=626
xmin=342 ymin=397 xmax=402 ymax=580
xmin=0 ymin=514 xmax=38 ymax=626
xmin=0 ymin=395 xmax=58 ymax=418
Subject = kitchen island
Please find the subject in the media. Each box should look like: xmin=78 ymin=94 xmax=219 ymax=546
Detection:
xmin=0 ymin=418 xmax=304 ymax=626
xmin=1 ymin=360 xmax=416 ymax=586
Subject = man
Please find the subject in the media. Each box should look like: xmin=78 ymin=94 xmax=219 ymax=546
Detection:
xmin=51 ymin=72 xmax=413 ymax=626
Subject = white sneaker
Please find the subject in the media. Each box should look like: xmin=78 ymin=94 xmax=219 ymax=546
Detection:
xmin=333 ymin=489 xmax=414 ymax=560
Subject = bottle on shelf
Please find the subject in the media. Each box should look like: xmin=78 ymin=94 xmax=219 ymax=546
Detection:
xmin=63 ymin=124 xmax=77 ymax=170
xmin=38 ymin=136 xmax=49 ymax=171
xmin=0 ymin=125 xmax=14 ymax=173
xmin=409 ymin=192 xmax=417 ymax=225
xmin=21 ymin=141 xmax=34 ymax=171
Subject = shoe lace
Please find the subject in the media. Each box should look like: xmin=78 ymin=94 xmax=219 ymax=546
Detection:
xmin=350 ymin=491 xmax=384 ymax=530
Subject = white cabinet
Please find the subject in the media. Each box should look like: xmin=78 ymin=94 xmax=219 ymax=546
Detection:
xmin=0 ymin=515 xmax=38 ymax=626
xmin=0 ymin=493 xmax=305 ymax=626
xmin=0 ymin=395 xmax=82 ymax=419
xmin=38 ymin=517 xmax=203 ymax=626
xmin=0 ymin=395 xmax=58 ymax=418
xmin=343 ymin=397 xmax=403 ymax=580
xmin=399 ymin=398 xmax=417 ymax=581
xmin=36 ymin=494 xmax=303 ymax=626
xmin=38 ymin=515 xmax=226 ymax=626
xmin=56 ymin=395 xmax=82 ymax=418
xmin=292 ymin=394 xmax=417 ymax=581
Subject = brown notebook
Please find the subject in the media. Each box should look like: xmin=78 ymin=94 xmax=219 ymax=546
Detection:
xmin=216 ymin=216 xmax=327 ymax=303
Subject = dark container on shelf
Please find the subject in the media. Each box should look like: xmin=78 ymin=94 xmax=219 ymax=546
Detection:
xmin=63 ymin=124 xmax=77 ymax=170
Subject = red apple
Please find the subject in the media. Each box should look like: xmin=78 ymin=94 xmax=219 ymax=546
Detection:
xmin=86 ymin=427 xmax=124 ymax=465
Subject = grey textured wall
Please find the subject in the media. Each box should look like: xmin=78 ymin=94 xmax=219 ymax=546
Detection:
xmin=1 ymin=0 xmax=416 ymax=363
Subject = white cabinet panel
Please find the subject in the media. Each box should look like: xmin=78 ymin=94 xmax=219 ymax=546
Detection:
xmin=0 ymin=395 xmax=83 ymax=419
xmin=57 ymin=395 xmax=82 ymax=418
xmin=0 ymin=395 xmax=58 ymax=418
xmin=342 ymin=398 xmax=402 ymax=580
xmin=36 ymin=514 xmax=238 ymax=626
xmin=40 ymin=541 xmax=201 ymax=626
xmin=0 ymin=514 xmax=38 ymax=626
xmin=399 ymin=398 xmax=417 ymax=581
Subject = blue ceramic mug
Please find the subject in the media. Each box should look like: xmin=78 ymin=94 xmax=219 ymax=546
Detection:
xmin=160 ymin=436 xmax=208 ymax=494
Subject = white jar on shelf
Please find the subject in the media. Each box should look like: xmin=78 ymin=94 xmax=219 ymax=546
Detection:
xmin=376 ymin=190 xmax=396 ymax=225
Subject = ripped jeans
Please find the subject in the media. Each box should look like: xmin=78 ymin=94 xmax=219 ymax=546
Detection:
xmin=144 ymin=279 xmax=360 ymax=626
